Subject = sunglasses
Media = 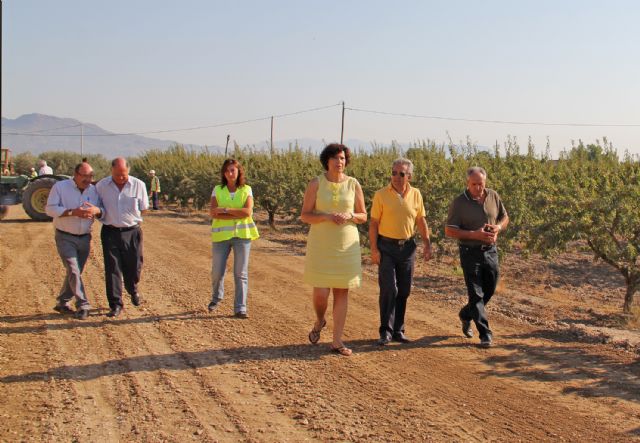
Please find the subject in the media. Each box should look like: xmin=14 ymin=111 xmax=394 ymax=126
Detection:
xmin=391 ymin=171 xmax=408 ymax=177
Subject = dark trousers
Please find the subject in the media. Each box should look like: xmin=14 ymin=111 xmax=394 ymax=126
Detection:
xmin=378 ymin=237 xmax=417 ymax=339
xmin=101 ymin=225 xmax=143 ymax=309
xmin=458 ymin=245 xmax=499 ymax=340
xmin=151 ymin=192 xmax=159 ymax=210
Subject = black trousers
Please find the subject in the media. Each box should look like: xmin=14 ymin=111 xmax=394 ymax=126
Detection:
xmin=458 ymin=245 xmax=499 ymax=340
xmin=151 ymin=192 xmax=159 ymax=210
xmin=101 ymin=225 xmax=143 ymax=309
xmin=378 ymin=237 xmax=417 ymax=339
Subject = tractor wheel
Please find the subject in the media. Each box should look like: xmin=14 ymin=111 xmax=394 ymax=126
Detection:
xmin=22 ymin=178 xmax=58 ymax=221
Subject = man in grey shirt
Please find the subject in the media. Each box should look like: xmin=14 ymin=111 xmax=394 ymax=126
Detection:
xmin=445 ymin=167 xmax=509 ymax=347
xmin=45 ymin=161 xmax=103 ymax=320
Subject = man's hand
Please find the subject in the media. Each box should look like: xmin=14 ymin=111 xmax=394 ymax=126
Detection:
xmin=476 ymin=225 xmax=498 ymax=244
xmin=75 ymin=202 xmax=99 ymax=219
xmin=423 ymin=242 xmax=432 ymax=262
xmin=371 ymin=248 xmax=381 ymax=265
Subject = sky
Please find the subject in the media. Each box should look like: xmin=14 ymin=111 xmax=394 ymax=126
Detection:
xmin=2 ymin=0 xmax=640 ymax=156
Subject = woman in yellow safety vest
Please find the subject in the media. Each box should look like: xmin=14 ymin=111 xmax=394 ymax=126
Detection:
xmin=208 ymin=159 xmax=259 ymax=318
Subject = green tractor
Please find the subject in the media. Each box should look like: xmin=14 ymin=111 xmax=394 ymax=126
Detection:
xmin=0 ymin=148 xmax=69 ymax=221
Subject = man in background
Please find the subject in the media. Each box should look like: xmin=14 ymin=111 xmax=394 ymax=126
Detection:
xmin=45 ymin=161 xmax=103 ymax=320
xmin=38 ymin=160 xmax=53 ymax=175
xmin=149 ymin=169 xmax=161 ymax=210
xmin=97 ymin=157 xmax=149 ymax=318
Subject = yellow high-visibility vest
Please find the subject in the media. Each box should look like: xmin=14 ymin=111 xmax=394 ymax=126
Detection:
xmin=211 ymin=185 xmax=259 ymax=242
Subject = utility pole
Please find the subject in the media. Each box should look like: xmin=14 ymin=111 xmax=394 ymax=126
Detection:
xmin=270 ymin=116 xmax=274 ymax=154
xmin=340 ymin=101 xmax=345 ymax=144
xmin=80 ymin=124 xmax=84 ymax=158
xmin=225 ymin=134 xmax=230 ymax=157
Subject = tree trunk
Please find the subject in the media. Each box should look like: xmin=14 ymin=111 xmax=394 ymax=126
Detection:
xmin=623 ymin=279 xmax=638 ymax=313
xmin=268 ymin=210 xmax=276 ymax=229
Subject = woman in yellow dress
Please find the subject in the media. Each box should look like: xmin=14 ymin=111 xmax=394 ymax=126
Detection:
xmin=301 ymin=144 xmax=367 ymax=356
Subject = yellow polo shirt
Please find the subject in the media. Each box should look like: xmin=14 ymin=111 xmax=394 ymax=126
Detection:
xmin=371 ymin=184 xmax=426 ymax=239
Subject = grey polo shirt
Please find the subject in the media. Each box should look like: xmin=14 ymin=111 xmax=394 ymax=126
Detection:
xmin=447 ymin=189 xmax=508 ymax=246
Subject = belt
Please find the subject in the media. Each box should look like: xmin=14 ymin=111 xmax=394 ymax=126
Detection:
xmin=103 ymin=224 xmax=139 ymax=232
xmin=460 ymin=244 xmax=496 ymax=251
xmin=378 ymin=235 xmax=414 ymax=246
xmin=56 ymin=229 xmax=90 ymax=238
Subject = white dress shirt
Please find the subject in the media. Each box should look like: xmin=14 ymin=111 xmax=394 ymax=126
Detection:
xmin=45 ymin=179 xmax=102 ymax=235
xmin=96 ymin=176 xmax=149 ymax=227
xmin=39 ymin=165 xmax=53 ymax=175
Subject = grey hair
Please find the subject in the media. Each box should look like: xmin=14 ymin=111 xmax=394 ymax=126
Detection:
xmin=392 ymin=158 xmax=414 ymax=174
xmin=466 ymin=166 xmax=487 ymax=179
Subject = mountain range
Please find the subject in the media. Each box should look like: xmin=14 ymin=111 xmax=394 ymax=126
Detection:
xmin=1 ymin=113 xmax=399 ymax=157
xmin=0 ymin=114 xmax=208 ymax=158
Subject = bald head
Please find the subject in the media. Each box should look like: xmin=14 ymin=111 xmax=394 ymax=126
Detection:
xmin=111 ymin=157 xmax=130 ymax=187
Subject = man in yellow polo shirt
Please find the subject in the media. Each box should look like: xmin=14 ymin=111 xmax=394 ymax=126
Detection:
xmin=369 ymin=158 xmax=431 ymax=346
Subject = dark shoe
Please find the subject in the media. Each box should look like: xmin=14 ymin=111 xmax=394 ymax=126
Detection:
xmin=107 ymin=306 xmax=122 ymax=318
xmin=207 ymin=301 xmax=219 ymax=312
xmin=392 ymin=333 xmax=411 ymax=343
xmin=308 ymin=319 xmax=327 ymax=344
xmin=377 ymin=336 xmax=391 ymax=346
xmin=75 ymin=309 xmax=89 ymax=320
xmin=131 ymin=293 xmax=141 ymax=307
xmin=480 ymin=335 xmax=493 ymax=347
xmin=460 ymin=316 xmax=473 ymax=338
xmin=53 ymin=304 xmax=74 ymax=315
xmin=234 ymin=312 xmax=248 ymax=319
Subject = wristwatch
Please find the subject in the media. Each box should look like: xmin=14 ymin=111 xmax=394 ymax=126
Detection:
xmin=223 ymin=207 xmax=228 ymax=214
xmin=66 ymin=209 xmax=73 ymax=217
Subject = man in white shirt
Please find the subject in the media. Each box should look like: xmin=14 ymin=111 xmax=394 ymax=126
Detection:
xmin=38 ymin=160 xmax=54 ymax=175
xmin=96 ymin=157 xmax=149 ymax=318
xmin=45 ymin=161 xmax=103 ymax=320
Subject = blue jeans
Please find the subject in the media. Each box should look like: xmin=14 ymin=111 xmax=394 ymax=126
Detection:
xmin=211 ymin=238 xmax=251 ymax=314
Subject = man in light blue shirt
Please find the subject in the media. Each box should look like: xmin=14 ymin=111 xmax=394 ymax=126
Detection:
xmin=96 ymin=157 xmax=149 ymax=318
xmin=45 ymin=161 xmax=103 ymax=320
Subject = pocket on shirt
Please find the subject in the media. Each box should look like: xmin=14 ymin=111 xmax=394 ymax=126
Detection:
xmin=121 ymin=196 xmax=139 ymax=213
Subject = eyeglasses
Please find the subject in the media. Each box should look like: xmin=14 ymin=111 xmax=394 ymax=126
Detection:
xmin=76 ymin=172 xmax=94 ymax=178
xmin=391 ymin=171 xmax=407 ymax=177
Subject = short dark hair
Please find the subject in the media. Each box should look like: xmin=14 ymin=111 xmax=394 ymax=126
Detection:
xmin=319 ymin=143 xmax=351 ymax=171
xmin=220 ymin=158 xmax=246 ymax=187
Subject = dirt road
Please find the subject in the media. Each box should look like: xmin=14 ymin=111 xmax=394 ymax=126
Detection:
xmin=1 ymin=207 xmax=639 ymax=442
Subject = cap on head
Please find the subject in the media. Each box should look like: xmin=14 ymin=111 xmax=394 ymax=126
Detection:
xmin=149 ymin=170 xmax=155 ymax=174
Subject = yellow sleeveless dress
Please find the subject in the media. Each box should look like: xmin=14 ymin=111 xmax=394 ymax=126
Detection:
xmin=303 ymin=174 xmax=362 ymax=289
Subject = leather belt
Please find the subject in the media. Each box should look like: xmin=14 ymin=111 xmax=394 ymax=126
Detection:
xmin=378 ymin=235 xmax=414 ymax=246
xmin=460 ymin=244 xmax=496 ymax=252
xmin=56 ymin=229 xmax=90 ymax=238
xmin=103 ymin=224 xmax=139 ymax=232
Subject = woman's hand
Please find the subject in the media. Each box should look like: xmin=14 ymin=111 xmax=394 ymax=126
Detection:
xmin=330 ymin=212 xmax=351 ymax=225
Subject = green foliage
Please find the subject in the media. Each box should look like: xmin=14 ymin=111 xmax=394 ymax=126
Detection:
xmin=121 ymin=139 xmax=638 ymax=313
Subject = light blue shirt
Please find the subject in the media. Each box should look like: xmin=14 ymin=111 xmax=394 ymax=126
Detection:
xmin=96 ymin=176 xmax=149 ymax=228
xmin=45 ymin=178 xmax=103 ymax=235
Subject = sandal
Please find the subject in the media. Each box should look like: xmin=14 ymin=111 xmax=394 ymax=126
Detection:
xmin=308 ymin=319 xmax=327 ymax=344
xmin=330 ymin=345 xmax=353 ymax=357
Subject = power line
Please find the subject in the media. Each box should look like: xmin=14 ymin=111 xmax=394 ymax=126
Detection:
xmin=345 ymin=106 xmax=640 ymax=127
xmin=1 ymin=103 xmax=342 ymax=137
xmin=8 ymin=123 xmax=83 ymax=135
